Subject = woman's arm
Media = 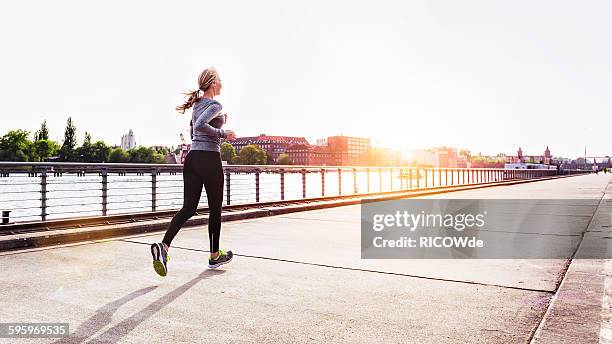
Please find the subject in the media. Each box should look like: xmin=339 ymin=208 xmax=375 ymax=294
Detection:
xmin=193 ymin=102 xmax=227 ymax=139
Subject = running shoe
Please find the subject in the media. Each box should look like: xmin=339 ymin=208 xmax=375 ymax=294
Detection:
xmin=208 ymin=249 xmax=233 ymax=269
xmin=151 ymin=242 xmax=170 ymax=276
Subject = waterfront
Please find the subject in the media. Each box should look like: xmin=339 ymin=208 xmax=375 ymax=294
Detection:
xmin=0 ymin=169 xmax=411 ymax=222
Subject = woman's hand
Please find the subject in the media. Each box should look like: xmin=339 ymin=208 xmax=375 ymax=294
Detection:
xmin=225 ymin=129 xmax=236 ymax=140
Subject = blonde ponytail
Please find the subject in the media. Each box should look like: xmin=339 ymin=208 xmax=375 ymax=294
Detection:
xmin=175 ymin=67 xmax=220 ymax=114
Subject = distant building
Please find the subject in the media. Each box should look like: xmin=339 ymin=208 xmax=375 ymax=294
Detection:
xmin=506 ymin=146 xmax=553 ymax=165
xmin=326 ymin=135 xmax=371 ymax=166
xmin=121 ymin=129 xmax=136 ymax=150
xmin=407 ymin=146 xmax=469 ymax=168
xmin=230 ymin=134 xmax=310 ymax=163
xmin=281 ymin=135 xmax=371 ymax=166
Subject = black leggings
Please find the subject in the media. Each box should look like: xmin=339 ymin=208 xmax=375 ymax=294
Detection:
xmin=162 ymin=150 xmax=224 ymax=253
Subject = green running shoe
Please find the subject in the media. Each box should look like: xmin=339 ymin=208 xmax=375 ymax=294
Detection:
xmin=151 ymin=242 xmax=170 ymax=276
xmin=208 ymin=249 xmax=233 ymax=269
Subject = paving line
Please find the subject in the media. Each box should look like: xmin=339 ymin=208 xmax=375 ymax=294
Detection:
xmin=121 ymin=238 xmax=556 ymax=294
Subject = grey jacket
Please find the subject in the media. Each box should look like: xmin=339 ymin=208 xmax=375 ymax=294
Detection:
xmin=189 ymin=98 xmax=227 ymax=152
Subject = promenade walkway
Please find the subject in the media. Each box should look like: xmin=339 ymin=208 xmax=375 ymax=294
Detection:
xmin=1 ymin=173 xmax=611 ymax=343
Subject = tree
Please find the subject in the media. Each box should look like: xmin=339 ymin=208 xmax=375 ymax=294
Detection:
xmin=233 ymin=144 xmax=267 ymax=165
xmin=109 ymin=147 xmax=130 ymax=163
xmin=0 ymin=130 xmax=32 ymax=161
xmin=59 ymin=117 xmax=77 ymax=161
xmin=33 ymin=139 xmax=60 ymax=162
xmin=220 ymin=142 xmax=237 ymax=164
xmin=277 ymin=153 xmax=292 ymax=165
xmin=34 ymin=120 xmax=49 ymax=141
xmin=91 ymin=141 xmax=111 ymax=162
xmin=76 ymin=131 xmax=94 ymax=162
xmin=265 ymin=150 xmax=274 ymax=165
xmin=128 ymin=146 xmax=166 ymax=164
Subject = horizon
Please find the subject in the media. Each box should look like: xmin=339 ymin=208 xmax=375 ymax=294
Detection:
xmin=8 ymin=120 xmax=597 ymax=160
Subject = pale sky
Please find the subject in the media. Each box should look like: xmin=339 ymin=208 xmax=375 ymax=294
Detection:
xmin=1 ymin=0 xmax=610 ymax=159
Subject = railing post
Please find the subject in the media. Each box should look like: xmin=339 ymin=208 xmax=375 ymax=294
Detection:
xmin=366 ymin=168 xmax=370 ymax=193
xmin=280 ymin=168 xmax=285 ymax=200
xmin=40 ymin=167 xmax=48 ymax=221
xmin=353 ymin=168 xmax=357 ymax=194
xmin=416 ymin=169 xmax=420 ymax=188
xmin=409 ymin=169 xmax=413 ymax=189
xmin=445 ymin=169 xmax=448 ymax=186
xmin=321 ymin=168 xmax=325 ymax=197
xmin=301 ymin=168 xmax=306 ymax=198
xmin=399 ymin=168 xmax=403 ymax=189
xmin=225 ymin=170 xmax=231 ymax=205
xmin=425 ymin=169 xmax=428 ymax=188
xmin=1 ymin=210 xmax=10 ymax=225
xmin=256 ymin=169 xmax=260 ymax=202
xmin=338 ymin=168 xmax=342 ymax=195
xmin=390 ymin=168 xmax=393 ymax=191
xmin=101 ymin=168 xmax=108 ymax=216
xmin=379 ymin=168 xmax=382 ymax=192
xmin=151 ymin=168 xmax=157 ymax=212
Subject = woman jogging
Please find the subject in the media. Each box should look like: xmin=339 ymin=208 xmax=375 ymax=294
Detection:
xmin=151 ymin=67 xmax=236 ymax=276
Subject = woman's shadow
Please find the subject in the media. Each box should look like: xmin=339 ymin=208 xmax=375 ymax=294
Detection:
xmin=52 ymin=269 xmax=225 ymax=344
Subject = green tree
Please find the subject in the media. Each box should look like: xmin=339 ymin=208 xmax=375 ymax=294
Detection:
xmin=76 ymin=131 xmax=94 ymax=162
xmin=34 ymin=120 xmax=50 ymax=141
xmin=266 ymin=151 xmax=274 ymax=165
xmin=59 ymin=117 xmax=77 ymax=161
xmin=129 ymin=146 xmax=153 ymax=163
xmin=128 ymin=146 xmax=166 ymax=163
xmin=0 ymin=130 xmax=32 ymax=161
xmin=91 ymin=141 xmax=111 ymax=162
xmin=220 ymin=142 xmax=237 ymax=164
xmin=277 ymin=153 xmax=292 ymax=165
xmin=109 ymin=147 xmax=130 ymax=163
xmin=153 ymin=146 xmax=172 ymax=155
xmin=233 ymin=144 xmax=267 ymax=165
xmin=33 ymin=139 xmax=60 ymax=162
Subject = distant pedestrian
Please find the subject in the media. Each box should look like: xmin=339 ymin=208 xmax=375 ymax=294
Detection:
xmin=151 ymin=67 xmax=236 ymax=277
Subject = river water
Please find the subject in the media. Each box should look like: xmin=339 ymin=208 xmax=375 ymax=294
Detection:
xmin=0 ymin=169 xmax=433 ymax=223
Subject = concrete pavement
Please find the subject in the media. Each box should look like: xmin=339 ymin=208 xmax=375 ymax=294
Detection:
xmin=1 ymin=173 xmax=611 ymax=343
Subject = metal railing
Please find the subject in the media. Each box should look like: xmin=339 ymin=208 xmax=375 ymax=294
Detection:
xmin=0 ymin=161 xmax=591 ymax=224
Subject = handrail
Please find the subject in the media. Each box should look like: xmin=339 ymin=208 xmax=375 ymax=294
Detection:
xmin=0 ymin=161 xmax=585 ymax=171
xmin=0 ymin=161 xmax=591 ymax=225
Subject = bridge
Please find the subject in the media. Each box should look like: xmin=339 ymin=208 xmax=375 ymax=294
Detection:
xmin=0 ymin=164 xmax=610 ymax=343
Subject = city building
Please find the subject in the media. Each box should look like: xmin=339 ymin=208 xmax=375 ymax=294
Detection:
xmin=285 ymin=144 xmax=331 ymax=165
xmin=230 ymin=134 xmax=310 ymax=163
xmin=505 ymin=146 xmax=553 ymax=165
xmin=279 ymin=135 xmax=372 ymax=166
xmin=325 ymin=135 xmax=371 ymax=166
xmin=316 ymin=138 xmax=328 ymax=146
xmin=407 ymin=146 xmax=469 ymax=168
xmin=120 ymin=129 xmax=136 ymax=150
